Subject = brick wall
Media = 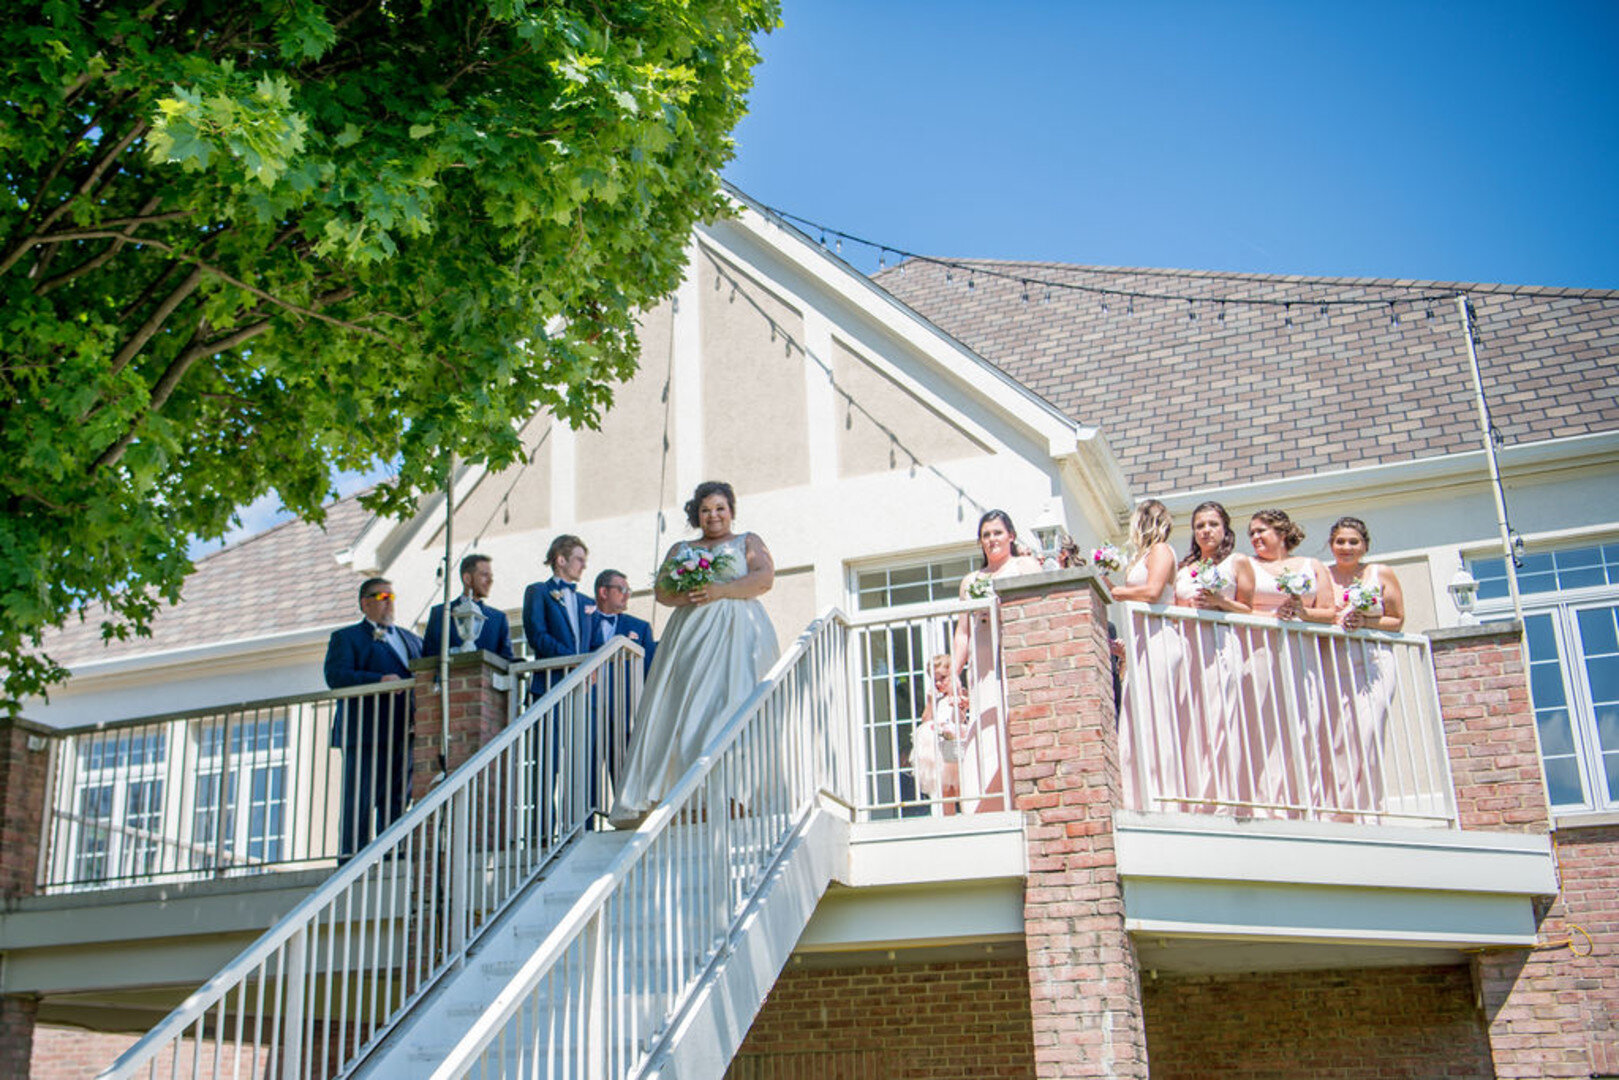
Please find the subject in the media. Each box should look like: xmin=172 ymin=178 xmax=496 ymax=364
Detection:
xmin=998 ymin=570 xmax=1148 ymax=1079
xmin=1428 ymin=624 xmax=1550 ymax=833
xmin=0 ymin=716 xmax=51 ymax=899
xmin=1142 ymin=965 xmax=1492 ymax=1079
xmin=728 ymin=958 xmax=1035 ymax=1079
xmin=1556 ymin=825 xmax=1619 ymax=1075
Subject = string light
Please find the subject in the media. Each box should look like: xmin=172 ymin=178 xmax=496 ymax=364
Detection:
xmin=1021 ymin=281 xmax=1030 ymax=304
xmin=1284 ymin=303 xmax=1293 ymax=327
xmin=760 ymin=202 xmax=1510 ymax=316
xmin=1389 ymin=301 xmax=1400 ymax=326
xmin=1187 ymin=299 xmax=1196 ymax=321
xmin=967 ymin=272 xmax=975 ymax=292
xmin=1217 ymin=302 xmax=1226 ymax=322
xmin=1100 ymin=297 xmax=1109 ymax=314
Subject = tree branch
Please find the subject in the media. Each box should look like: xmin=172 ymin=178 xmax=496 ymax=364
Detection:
xmin=35 ymin=197 xmax=165 ymax=296
xmin=106 ymin=266 xmax=205 ymax=382
xmin=1 ymin=119 xmax=148 ymax=276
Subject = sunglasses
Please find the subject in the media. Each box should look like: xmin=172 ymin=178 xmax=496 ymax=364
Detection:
xmin=364 ymin=591 xmax=396 ymax=602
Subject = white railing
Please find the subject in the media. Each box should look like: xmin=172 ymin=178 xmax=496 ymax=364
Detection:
xmin=847 ymin=597 xmax=1006 ymax=819
xmin=438 ymin=610 xmax=854 ymax=1079
xmin=99 ymin=638 xmax=643 ymax=1080
xmin=1117 ymin=603 xmax=1457 ymax=825
xmin=39 ymin=682 xmax=416 ymax=891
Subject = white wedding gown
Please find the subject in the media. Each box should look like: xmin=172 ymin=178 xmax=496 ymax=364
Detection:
xmin=609 ymin=533 xmax=779 ymax=823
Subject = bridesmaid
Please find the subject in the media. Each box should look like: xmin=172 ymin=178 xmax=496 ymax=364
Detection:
xmin=1242 ymin=509 xmax=1334 ymax=817
xmin=1323 ymin=516 xmax=1405 ymax=816
xmin=950 ymin=510 xmax=1042 ymax=813
xmin=1174 ymin=501 xmax=1255 ymax=810
xmin=1104 ymin=500 xmax=1186 ymax=812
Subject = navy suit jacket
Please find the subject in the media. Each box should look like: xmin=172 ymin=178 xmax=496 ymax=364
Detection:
xmin=583 ymin=609 xmax=656 ymax=676
xmin=323 ymin=620 xmax=423 ymax=746
xmin=422 ymin=598 xmax=514 ymax=662
xmin=522 ymin=577 xmax=588 ymax=661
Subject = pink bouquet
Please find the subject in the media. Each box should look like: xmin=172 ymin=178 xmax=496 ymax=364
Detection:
xmin=1188 ymin=559 xmax=1231 ymax=595
xmin=657 ymin=544 xmax=738 ymax=594
xmin=1343 ymin=580 xmax=1383 ymax=613
xmin=1091 ymin=544 xmax=1125 ymax=573
xmin=1273 ymin=566 xmax=1315 ymax=598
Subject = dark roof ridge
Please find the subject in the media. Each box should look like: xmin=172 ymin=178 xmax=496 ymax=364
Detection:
xmin=881 ymin=257 xmax=1619 ymax=300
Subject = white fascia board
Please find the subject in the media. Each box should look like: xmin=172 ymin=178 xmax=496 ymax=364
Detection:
xmin=842 ymin=810 xmax=1026 ymax=887
xmin=720 ymin=194 xmax=1085 ymax=459
xmin=1157 ymin=429 xmax=1619 ymax=517
xmin=1124 ymin=879 xmax=1540 ymax=948
xmin=797 ymin=879 xmax=1026 ymax=952
xmin=1115 ymin=811 xmax=1557 ymax=896
xmin=57 ymin=623 xmax=344 ymax=684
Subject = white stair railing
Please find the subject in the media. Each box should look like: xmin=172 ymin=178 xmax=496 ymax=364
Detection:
xmin=98 ymin=638 xmax=644 ymax=1080
xmin=1117 ymin=602 xmax=1457 ymax=825
xmin=435 ymin=609 xmax=854 ymax=1080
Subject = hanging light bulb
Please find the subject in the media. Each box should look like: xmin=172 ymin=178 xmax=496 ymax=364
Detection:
xmin=1389 ymin=301 xmax=1400 ymax=326
xmin=1217 ymin=302 xmax=1226 ymax=322
xmin=1044 ymin=286 xmax=1052 ymax=303
xmin=818 ymin=232 xmax=826 ymax=248
xmin=1127 ymin=297 xmax=1134 ymax=315
xmin=1425 ymin=305 xmax=1434 ymax=320
xmin=1319 ymin=303 xmax=1329 ymax=317
xmin=1284 ymin=303 xmax=1293 ymax=327
xmin=1187 ymin=299 xmax=1196 ymax=321
xmin=946 ymin=268 xmax=954 ymax=283
xmin=878 ymin=250 xmax=887 ymax=269
xmin=967 ymin=273 xmax=975 ymax=291
xmin=1101 ymin=296 xmax=1110 ymax=314
xmin=835 ymin=238 xmax=842 ymax=254
xmin=1021 ymin=281 xmax=1030 ymax=304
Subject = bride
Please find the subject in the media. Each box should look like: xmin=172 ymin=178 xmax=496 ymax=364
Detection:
xmin=608 ymin=481 xmax=779 ymax=825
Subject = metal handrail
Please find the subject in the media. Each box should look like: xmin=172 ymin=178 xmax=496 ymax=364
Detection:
xmin=99 ymin=637 xmax=643 ymax=1080
xmin=435 ymin=608 xmax=854 ymax=1078
xmin=42 ymin=680 xmax=412 ymax=737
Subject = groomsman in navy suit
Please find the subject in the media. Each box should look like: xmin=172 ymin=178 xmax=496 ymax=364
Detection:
xmin=423 ymin=553 xmax=515 ymax=661
xmin=324 ymin=577 xmax=424 ymax=859
xmin=584 ymin=569 xmax=656 ymax=675
xmin=522 ymin=534 xmax=590 ymax=696
xmin=583 ymin=569 xmax=656 ymax=809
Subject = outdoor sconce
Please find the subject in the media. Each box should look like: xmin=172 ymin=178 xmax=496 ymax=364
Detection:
xmin=1447 ymin=556 xmax=1479 ymax=623
xmin=448 ymin=594 xmax=487 ymax=653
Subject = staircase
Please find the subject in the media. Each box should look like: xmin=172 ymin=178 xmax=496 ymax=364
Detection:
xmin=100 ymin=613 xmax=854 ymax=1080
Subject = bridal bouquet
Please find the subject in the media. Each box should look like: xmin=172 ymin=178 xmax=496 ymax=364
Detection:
xmin=657 ymin=544 xmax=738 ymax=594
xmin=1343 ymin=580 xmax=1383 ymax=613
xmin=965 ymin=571 xmax=995 ymax=599
xmin=1090 ymin=544 xmax=1125 ymax=573
xmin=1273 ymin=565 xmax=1315 ymax=598
xmin=1188 ymin=559 xmax=1231 ymax=595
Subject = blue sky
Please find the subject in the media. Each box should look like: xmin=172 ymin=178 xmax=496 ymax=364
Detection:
xmin=724 ymin=1 xmax=1619 ymax=288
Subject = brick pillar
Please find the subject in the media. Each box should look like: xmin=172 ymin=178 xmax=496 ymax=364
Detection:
xmin=1429 ymin=623 xmax=1589 ymax=1077
xmin=411 ymin=650 xmax=512 ymax=800
xmin=0 ymin=994 xmax=38 ymax=1079
xmin=1428 ymin=622 xmax=1550 ymax=834
xmin=999 ymin=568 xmax=1148 ymax=1080
xmin=0 ymin=715 xmax=52 ymax=899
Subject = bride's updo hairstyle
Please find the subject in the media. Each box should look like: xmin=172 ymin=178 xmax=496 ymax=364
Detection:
xmin=685 ymin=480 xmax=737 ymax=529
xmin=1251 ymin=508 xmax=1306 ymax=552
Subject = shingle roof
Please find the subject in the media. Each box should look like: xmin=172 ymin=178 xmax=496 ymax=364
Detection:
xmin=874 ymin=260 xmax=1619 ymax=494
xmin=42 ymin=495 xmax=374 ymax=668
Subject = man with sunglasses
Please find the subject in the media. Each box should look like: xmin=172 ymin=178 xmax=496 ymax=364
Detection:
xmin=324 ymin=577 xmax=424 ymax=859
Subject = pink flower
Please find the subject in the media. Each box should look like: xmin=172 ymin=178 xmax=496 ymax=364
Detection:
xmin=698 ymin=557 xmax=711 ymax=569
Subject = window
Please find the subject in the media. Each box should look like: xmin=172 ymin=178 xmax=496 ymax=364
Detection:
xmin=854 ymin=554 xmax=976 ymax=611
xmin=193 ymin=715 xmax=290 ymax=869
xmin=1472 ymin=542 xmax=1619 ymax=813
xmin=72 ymin=728 xmax=167 ymax=882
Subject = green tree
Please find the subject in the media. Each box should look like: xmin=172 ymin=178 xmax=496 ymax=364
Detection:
xmin=0 ymin=0 xmax=777 ymax=708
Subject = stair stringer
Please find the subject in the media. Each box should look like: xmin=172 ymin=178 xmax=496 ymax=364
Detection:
xmin=647 ymin=799 xmax=851 ymax=1080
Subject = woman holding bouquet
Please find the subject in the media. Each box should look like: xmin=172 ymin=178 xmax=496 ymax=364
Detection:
xmin=1105 ymin=500 xmax=1188 ymax=813
xmin=609 ymin=481 xmax=778 ymax=826
xmin=950 ymin=510 xmax=1042 ymax=812
xmin=1243 ymin=509 xmax=1334 ymax=816
xmin=1323 ymin=516 xmax=1405 ymax=815
xmin=1172 ymin=502 xmax=1255 ymax=810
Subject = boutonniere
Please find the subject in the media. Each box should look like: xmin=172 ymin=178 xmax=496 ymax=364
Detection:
xmin=372 ymin=625 xmax=388 ymax=641
xmin=583 ymin=604 xmax=597 ymax=616
xmin=628 ymin=631 xmax=641 ymax=641
xmin=549 ymin=590 xmax=565 ymax=603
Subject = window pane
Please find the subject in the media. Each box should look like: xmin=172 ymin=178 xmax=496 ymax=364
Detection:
xmin=1587 ymin=656 xmax=1619 ymax=705
xmin=1519 ymin=552 xmax=1554 ymax=574
xmin=1517 ymin=572 xmax=1557 ymax=595
xmin=1558 ymin=567 xmax=1605 ymax=590
xmin=1545 ymin=757 xmax=1587 ymax=807
xmin=1556 ymin=546 xmax=1601 ymax=568
xmin=1536 ymin=708 xmax=1578 ymax=756
xmin=1530 ymin=662 xmax=1568 ymax=707
xmin=1525 ymin=614 xmax=1560 ymax=658
xmin=1577 ymin=607 xmax=1619 ymax=656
